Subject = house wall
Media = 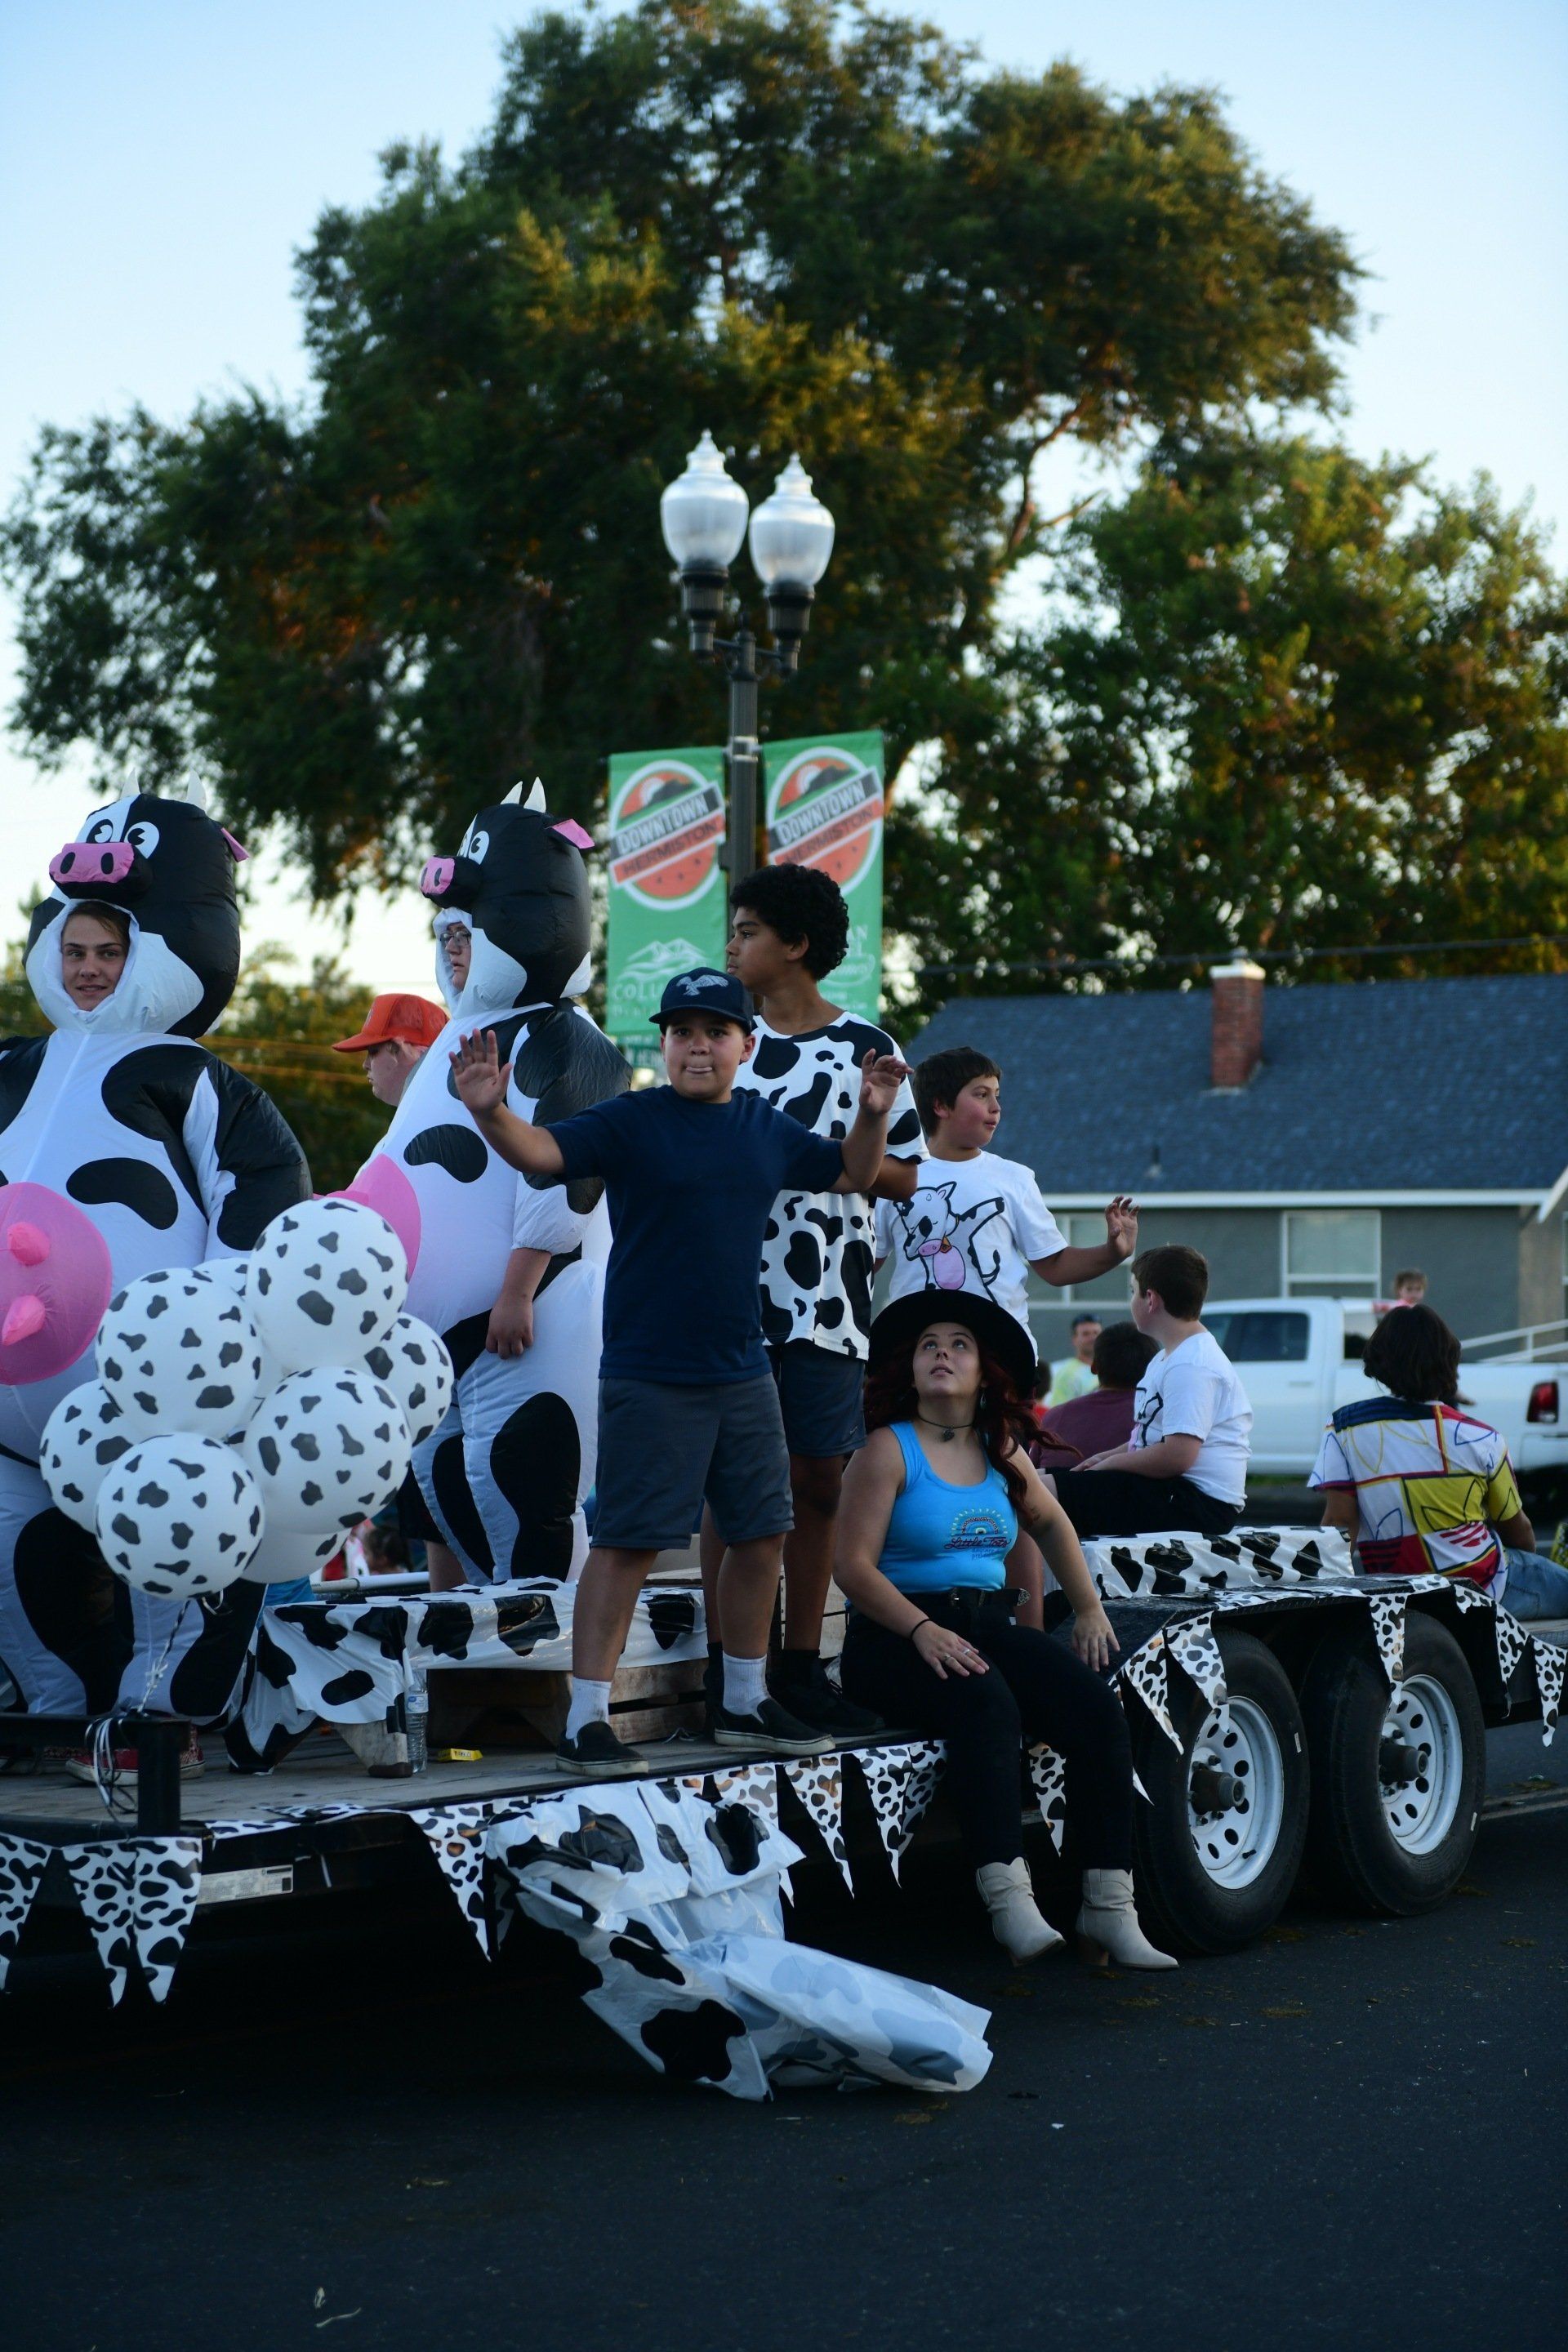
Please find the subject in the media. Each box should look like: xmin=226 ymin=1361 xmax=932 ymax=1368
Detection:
xmin=1028 ymin=1200 xmax=1549 ymax=1371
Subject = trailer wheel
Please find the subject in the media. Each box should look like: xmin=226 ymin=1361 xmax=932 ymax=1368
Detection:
xmin=1299 ymin=1613 xmax=1483 ymax=1916
xmin=1129 ymin=1630 xmax=1309 ymax=1956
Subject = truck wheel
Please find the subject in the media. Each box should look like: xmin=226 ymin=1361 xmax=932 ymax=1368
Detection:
xmin=1129 ymin=1630 xmax=1309 ymax=1956
xmin=1299 ymin=1613 xmax=1483 ymax=1916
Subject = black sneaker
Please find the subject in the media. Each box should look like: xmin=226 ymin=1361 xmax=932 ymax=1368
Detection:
xmin=555 ymin=1719 xmax=649 ymax=1779
xmin=711 ymin=1695 xmax=832 ymax=1755
xmin=769 ymin=1658 xmax=884 ymax=1737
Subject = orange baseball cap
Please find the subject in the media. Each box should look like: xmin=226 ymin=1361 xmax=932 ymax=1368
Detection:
xmin=332 ymin=993 xmax=448 ymax=1054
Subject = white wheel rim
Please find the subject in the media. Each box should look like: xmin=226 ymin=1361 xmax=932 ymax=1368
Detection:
xmin=1186 ymin=1695 xmax=1286 ymax=1890
xmin=1379 ymin=1674 xmax=1463 ymax=1855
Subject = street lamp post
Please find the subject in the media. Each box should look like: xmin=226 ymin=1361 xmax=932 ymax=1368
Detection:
xmin=659 ymin=434 xmax=835 ymax=884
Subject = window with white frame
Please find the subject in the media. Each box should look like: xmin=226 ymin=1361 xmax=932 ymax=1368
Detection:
xmin=1282 ymin=1209 xmax=1381 ymax=1298
xmin=1058 ymin=1212 xmax=1136 ymax=1305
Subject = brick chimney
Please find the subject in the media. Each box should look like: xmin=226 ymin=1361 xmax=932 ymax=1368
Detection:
xmin=1209 ymin=954 xmax=1265 ymax=1090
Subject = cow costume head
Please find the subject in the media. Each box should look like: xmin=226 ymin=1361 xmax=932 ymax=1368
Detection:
xmin=421 ymin=780 xmax=595 ymax=1018
xmin=25 ymin=780 xmax=247 ymax=1038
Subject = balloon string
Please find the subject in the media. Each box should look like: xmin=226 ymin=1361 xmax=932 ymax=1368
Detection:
xmin=83 ymin=1601 xmax=193 ymax=1815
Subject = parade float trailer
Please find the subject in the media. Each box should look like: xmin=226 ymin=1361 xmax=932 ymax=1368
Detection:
xmin=0 ymin=1530 xmax=1560 ymax=2010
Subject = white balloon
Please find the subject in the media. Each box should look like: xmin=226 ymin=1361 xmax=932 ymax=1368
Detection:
xmin=362 ymin=1315 xmax=454 ymax=1450
xmin=249 ymin=1199 xmax=408 ymax=1373
xmin=96 ymin=1435 xmax=264 ymax=1598
xmin=239 ymin=1367 xmax=411 ymax=1535
xmin=39 ymin=1379 xmax=137 ymax=1530
xmin=194 ymin=1254 xmax=249 ymax=1298
xmin=96 ymin=1269 xmax=268 ymax=1438
xmin=241 ymin=1523 xmax=341 ymax=1586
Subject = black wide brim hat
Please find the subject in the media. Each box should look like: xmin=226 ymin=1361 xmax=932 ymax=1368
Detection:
xmin=867 ymin=1289 xmax=1037 ymax=1399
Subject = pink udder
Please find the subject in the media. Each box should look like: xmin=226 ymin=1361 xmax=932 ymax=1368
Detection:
xmin=932 ymin=1244 xmax=966 ymax=1291
xmin=331 ymin=1158 xmax=421 ymax=1276
xmin=50 ymin=840 xmax=136 ymax=889
xmin=0 ymin=1184 xmax=114 ymax=1383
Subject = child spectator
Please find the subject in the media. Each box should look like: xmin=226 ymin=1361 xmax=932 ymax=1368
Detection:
xmin=1046 ymin=1314 xmax=1102 ymax=1405
xmin=1049 ymin=1246 xmax=1251 ymax=1539
xmin=875 ymin=1046 xmax=1137 ymax=1356
xmin=1312 ymin=1304 xmax=1568 ymax=1617
xmin=451 ymin=968 xmax=909 ymax=1775
xmin=1031 ymin=1321 xmax=1158 ymax=1475
xmin=709 ymin=864 xmax=925 ymax=1732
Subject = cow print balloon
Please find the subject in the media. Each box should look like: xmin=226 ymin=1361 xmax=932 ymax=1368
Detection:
xmin=39 ymin=1379 xmax=137 ymax=1530
xmin=362 ymin=1314 xmax=454 ymax=1449
xmin=241 ymin=1522 xmax=341 ymax=1587
xmin=239 ymin=1365 xmax=411 ymax=1535
xmin=248 ymin=1199 xmax=408 ymax=1374
xmin=95 ymin=1434 xmax=264 ymax=1598
xmin=95 ymin=1269 xmax=267 ymax=1439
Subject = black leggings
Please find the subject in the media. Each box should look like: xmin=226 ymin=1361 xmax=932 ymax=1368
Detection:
xmin=839 ymin=1591 xmax=1133 ymax=1871
xmin=1049 ymin=1468 xmax=1240 ymax=1540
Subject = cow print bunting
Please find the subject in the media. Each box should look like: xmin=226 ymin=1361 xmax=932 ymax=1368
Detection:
xmin=407 ymin=1802 xmax=518 ymax=1953
xmin=1366 ymin=1592 xmax=1408 ymax=1686
xmin=130 ymin=1837 xmax=204 ymax=2002
xmin=1165 ymin=1612 xmax=1227 ymax=1711
xmin=1532 ymin=1641 xmax=1564 ymax=1744
xmin=0 ymin=1835 xmax=52 ymax=1989
xmin=1027 ymin=1744 xmax=1067 ymax=1855
xmin=1117 ymin=1631 xmax=1182 ymax=1751
xmin=62 ymin=1843 xmax=137 ymax=2004
xmin=783 ymin=1755 xmax=853 ymax=1888
xmin=1492 ymin=1606 xmax=1530 ymax=1692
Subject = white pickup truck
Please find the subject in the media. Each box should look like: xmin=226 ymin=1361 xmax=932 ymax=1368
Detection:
xmin=1204 ymin=1297 xmax=1568 ymax=1487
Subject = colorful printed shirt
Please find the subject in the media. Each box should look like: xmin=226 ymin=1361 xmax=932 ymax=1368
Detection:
xmin=1308 ymin=1396 xmax=1523 ymax=1584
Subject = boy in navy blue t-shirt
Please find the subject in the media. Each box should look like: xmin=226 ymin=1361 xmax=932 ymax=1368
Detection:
xmin=452 ymin=968 xmax=910 ymax=1775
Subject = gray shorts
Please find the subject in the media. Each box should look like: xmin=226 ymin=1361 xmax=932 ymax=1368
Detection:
xmin=591 ymin=1373 xmax=795 ymax=1553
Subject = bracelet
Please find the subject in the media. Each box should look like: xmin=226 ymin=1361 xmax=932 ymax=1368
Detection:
xmin=907 ymin=1616 xmax=932 ymax=1641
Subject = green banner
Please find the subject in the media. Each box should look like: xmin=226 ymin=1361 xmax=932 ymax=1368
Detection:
xmin=605 ymin=745 xmax=728 ymax=1048
xmin=763 ymin=729 xmax=885 ymax=1021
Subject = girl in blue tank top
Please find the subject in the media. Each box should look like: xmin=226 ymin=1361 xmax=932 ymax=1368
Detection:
xmin=834 ymin=1290 xmax=1176 ymax=1973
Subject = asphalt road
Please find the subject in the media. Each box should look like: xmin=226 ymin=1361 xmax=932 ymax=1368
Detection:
xmin=4 ymin=1732 xmax=1564 ymax=2352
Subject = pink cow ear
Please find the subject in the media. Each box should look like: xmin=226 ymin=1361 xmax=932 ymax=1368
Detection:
xmin=552 ymin=819 xmax=595 ymax=853
xmin=221 ymin=829 xmax=251 ymax=862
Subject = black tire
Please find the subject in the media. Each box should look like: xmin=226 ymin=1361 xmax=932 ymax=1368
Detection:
xmin=1129 ymin=1629 xmax=1310 ymax=1957
xmin=1298 ymin=1611 xmax=1484 ymax=1917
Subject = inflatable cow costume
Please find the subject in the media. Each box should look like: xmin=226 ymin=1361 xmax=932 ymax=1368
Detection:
xmin=355 ymin=781 xmax=629 ymax=1582
xmin=0 ymin=784 xmax=310 ymax=1717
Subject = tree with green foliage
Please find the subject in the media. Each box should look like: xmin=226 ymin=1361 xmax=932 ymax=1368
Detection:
xmin=2 ymin=0 xmax=1358 ymax=905
xmin=890 ymin=435 xmax=1568 ymax=1013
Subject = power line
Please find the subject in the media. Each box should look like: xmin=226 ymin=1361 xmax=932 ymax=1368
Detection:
xmin=915 ymin=930 xmax=1568 ymax=981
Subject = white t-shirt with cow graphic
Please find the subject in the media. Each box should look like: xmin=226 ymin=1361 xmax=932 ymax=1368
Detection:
xmin=733 ymin=1013 xmax=925 ymax=1361
xmin=875 ymin=1150 xmax=1067 ymax=1343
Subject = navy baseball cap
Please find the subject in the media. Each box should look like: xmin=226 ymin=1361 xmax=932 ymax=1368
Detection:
xmin=650 ymin=967 xmax=755 ymax=1031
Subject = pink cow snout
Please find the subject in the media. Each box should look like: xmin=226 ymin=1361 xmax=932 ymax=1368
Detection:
xmin=50 ymin=840 xmax=137 ymax=889
xmin=421 ymin=855 xmax=456 ymax=900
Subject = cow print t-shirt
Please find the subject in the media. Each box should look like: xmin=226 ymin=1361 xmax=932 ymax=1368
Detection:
xmin=733 ymin=1013 xmax=924 ymax=1360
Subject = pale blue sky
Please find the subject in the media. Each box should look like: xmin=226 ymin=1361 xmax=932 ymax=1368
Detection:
xmin=2 ymin=1 xmax=1564 ymax=991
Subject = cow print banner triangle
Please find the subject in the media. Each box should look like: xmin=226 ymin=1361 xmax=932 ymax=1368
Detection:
xmin=783 ymin=1755 xmax=853 ymax=1887
xmin=1531 ymin=1640 xmax=1563 ymax=1744
xmin=0 ymin=1834 xmax=53 ymax=1990
xmin=1365 ymin=1592 xmax=1407 ymax=1686
xmin=1166 ymin=1613 xmax=1227 ymax=1709
xmin=894 ymin=1742 xmax=944 ymax=1868
xmin=131 ymin=1838 xmax=204 ymax=2003
xmin=62 ymin=1844 xmax=136 ymax=2005
xmin=1493 ymin=1606 xmax=1530 ymax=1690
xmin=1027 ymin=1744 xmax=1067 ymax=1855
xmin=407 ymin=1802 xmax=517 ymax=1953
xmin=1118 ymin=1633 xmax=1182 ymax=1750
xmin=855 ymin=1745 xmax=920 ymax=1880
xmin=706 ymin=1760 xmax=782 ymax=1830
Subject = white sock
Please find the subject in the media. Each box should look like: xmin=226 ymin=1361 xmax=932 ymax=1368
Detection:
xmin=723 ymin=1652 xmax=768 ymax=1717
xmin=565 ymin=1678 xmax=612 ymax=1740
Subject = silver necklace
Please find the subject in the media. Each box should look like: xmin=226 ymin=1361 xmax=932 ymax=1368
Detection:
xmin=915 ymin=1412 xmax=974 ymax=1445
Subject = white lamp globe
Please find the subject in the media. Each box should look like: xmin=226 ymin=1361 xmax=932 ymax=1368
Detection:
xmin=659 ymin=430 xmax=750 ymax=572
xmin=747 ymin=454 xmax=835 ymax=589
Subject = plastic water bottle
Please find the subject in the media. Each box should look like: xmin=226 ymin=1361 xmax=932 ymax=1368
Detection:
xmin=405 ymin=1659 xmax=429 ymax=1774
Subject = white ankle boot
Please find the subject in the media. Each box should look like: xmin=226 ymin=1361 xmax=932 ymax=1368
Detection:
xmin=975 ymin=1857 xmax=1065 ymax=1964
xmin=1076 ymin=1869 xmax=1178 ymax=1970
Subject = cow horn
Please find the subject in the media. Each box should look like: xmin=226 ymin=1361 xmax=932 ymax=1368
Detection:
xmin=501 ymin=782 xmax=524 ymax=805
xmin=524 ymin=777 xmax=546 ymax=811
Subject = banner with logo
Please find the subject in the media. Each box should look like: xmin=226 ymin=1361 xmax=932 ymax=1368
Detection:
xmin=605 ymin=746 xmax=728 ymax=1047
xmin=763 ymin=730 xmax=884 ymax=1021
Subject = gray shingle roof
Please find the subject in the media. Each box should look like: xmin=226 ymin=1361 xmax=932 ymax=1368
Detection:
xmin=908 ymin=973 xmax=1568 ymax=1196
